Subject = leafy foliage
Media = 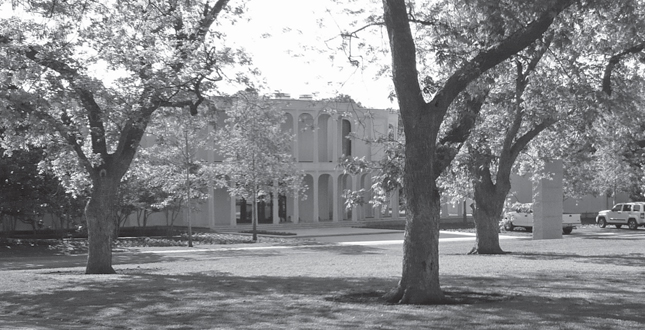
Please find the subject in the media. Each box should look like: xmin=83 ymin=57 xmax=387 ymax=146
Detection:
xmin=214 ymin=91 xmax=305 ymax=239
xmin=0 ymin=0 xmax=250 ymax=273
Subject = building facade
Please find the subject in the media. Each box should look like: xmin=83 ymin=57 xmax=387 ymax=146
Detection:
xmin=142 ymin=97 xmax=403 ymax=229
xmin=138 ymin=97 xmax=619 ymax=229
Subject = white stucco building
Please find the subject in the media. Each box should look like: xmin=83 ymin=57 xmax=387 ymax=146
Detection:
xmin=158 ymin=97 xmax=402 ymax=229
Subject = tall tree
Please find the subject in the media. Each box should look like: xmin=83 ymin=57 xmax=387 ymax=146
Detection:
xmin=380 ymin=0 xmax=577 ymax=304
xmin=214 ymin=91 xmax=304 ymax=241
xmin=135 ymin=106 xmax=219 ymax=234
xmin=0 ymin=0 xmax=247 ymax=273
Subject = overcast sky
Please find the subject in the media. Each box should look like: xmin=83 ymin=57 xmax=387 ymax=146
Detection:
xmin=1 ymin=0 xmax=396 ymax=109
xmin=223 ymin=0 xmax=395 ymax=109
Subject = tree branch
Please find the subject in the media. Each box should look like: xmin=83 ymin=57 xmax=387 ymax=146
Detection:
xmin=510 ymin=118 xmax=556 ymax=161
xmin=2 ymin=90 xmax=93 ymax=172
xmin=602 ymin=41 xmax=645 ymax=96
xmin=432 ymin=0 xmax=574 ymax=112
xmin=23 ymin=45 xmax=109 ymax=159
xmin=435 ymin=89 xmax=490 ymax=180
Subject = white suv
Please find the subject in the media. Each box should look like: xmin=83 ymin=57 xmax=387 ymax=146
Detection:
xmin=596 ymin=202 xmax=645 ymax=230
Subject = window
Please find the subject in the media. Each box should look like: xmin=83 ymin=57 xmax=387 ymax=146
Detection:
xmin=611 ymin=204 xmax=622 ymax=212
xmin=623 ymin=204 xmax=632 ymax=212
xmin=634 ymin=204 xmax=641 ymax=212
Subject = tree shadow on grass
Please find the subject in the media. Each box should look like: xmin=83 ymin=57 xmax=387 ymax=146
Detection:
xmin=440 ymin=274 xmax=645 ymax=329
xmin=1 ymin=270 xmax=644 ymax=329
xmin=509 ymin=251 xmax=645 ymax=267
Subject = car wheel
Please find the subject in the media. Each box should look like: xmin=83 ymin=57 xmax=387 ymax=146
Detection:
xmin=563 ymin=227 xmax=573 ymax=235
xmin=598 ymin=217 xmax=607 ymax=228
xmin=628 ymin=219 xmax=638 ymax=230
xmin=615 ymin=225 xmax=622 ymax=229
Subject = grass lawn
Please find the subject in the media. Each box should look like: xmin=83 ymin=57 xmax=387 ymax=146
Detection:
xmin=0 ymin=227 xmax=644 ymax=329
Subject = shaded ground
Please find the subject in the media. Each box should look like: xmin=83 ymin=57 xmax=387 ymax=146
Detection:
xmin=1 ymin=227 xmax=644 ymax=329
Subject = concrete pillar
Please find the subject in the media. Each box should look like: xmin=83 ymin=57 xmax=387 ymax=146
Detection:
xmin=272 ymin=183 xmax=279 ymax=225
xmin=293 ymin=194 xmax=300 ymax=224
xmin=533 ymin=160 xmax=564 ymax=240
xmin=229 ymin=196 xmax=236 ymax=226
xmin=313 ymin=173 xmax=320 ymax=222
xmin=332 ymin=174 xmax=339 ymax=222
xmin=292 ymin=112 xmax=299 ymax=161
xmin=313 ymin=116 xmax=319 ymax=163
xmin=351 ymin=175 xmax=358 ymax=222
xmin=391 ymin=189 xmax=400 ymax=219
xmin=332 ymin=116 xmax=339 ymax=162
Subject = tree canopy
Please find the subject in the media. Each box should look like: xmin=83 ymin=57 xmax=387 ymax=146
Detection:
xmin=0 ymin=0 xmax=248 ymax=273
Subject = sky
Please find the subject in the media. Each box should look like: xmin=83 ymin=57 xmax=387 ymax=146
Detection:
xmin=0 ymin=0 xmax=397 ymax=109
xmin=222 ymin=0 xmax=396 ymax=109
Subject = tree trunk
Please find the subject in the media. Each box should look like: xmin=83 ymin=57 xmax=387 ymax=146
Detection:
xmin=385 ymin=122 xmax=445 ymax=304
xmin=469 ymin=167 xmax=510 ymax=255
xmin=470 ymin=187 xmax=505 ymax=255
xmin=85 ymin=177 xmax=119 ymax=274
xmin=381 ymin=0 xmax=446 ymax=304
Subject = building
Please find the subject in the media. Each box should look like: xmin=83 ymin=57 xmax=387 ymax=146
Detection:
xmin=137 ymin=97 xmax=403 ymax=229
xmin=135 ymin=96 xmax=621 ymax=229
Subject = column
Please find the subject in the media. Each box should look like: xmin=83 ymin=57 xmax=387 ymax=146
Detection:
xmin=292 ymin=111 xmax=299 ymax=161
xmin=229 ymin=196 xmax=236 ymax=226
xmin=313 ymin=173 xmax=319 ymax=222
xmin=533 ymin=160 xmax=564 ymax=240
xmin=208 ymin=185 xmax=216 ymax=229
xmin=293 ymin=193 xmax=300 ymax=224
xmin=272 ymin=182 xmax=279 ymax=225
xmin=332 ymin=174 xmax=339 ymax=222
xmin=332 ymin=116 xmax=339 ymax=162
xmin=391 ymin=189 xmax=400 ymax=219
xmin=351 ymin=174 xmax=359 ymax=222
xmin=313 ymin=115 xmax=319 ymax=163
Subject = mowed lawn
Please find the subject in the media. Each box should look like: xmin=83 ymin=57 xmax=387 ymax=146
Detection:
xmin=1 ymin=227 xmax=644 ymax=329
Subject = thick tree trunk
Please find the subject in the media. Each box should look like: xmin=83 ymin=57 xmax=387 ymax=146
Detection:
xmin=85 ymin=177 xmax=119 ymax=274
xmin=469 ymin=166 xmax=511 ymax=255
xmin=381 ymin=0 xmax=572 ymax=304
xmin=470 ymin=185 xmax=505 ymax=254
xmin=385 ymin=122 xmax=445 ymax=304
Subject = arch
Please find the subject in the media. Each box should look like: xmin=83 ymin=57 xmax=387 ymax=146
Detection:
xmin=299 ymin=174 xmax=314 ymax=222
xmin=318 ymin=174 xmax=333 ymax=221
xmin=360 ymin=173 xmax=373 ymax=219
xmin=282 ymin=113 xmax=295 ymax=158
xmin=298 ymin=113 xmax=314 ymax=162
xmin=317 ymin=114 xmax=332 ymax=162
xmin=337 ymin=174 xmax=353 ymax=221
xmin=341 ymin=119 xmax=352 ymax=157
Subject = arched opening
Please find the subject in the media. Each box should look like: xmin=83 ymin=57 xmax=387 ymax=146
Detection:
xmin=338 ymin=174 xmax=353 ymax=221
xmin=317 ymin=114 xmax=332 ymax=162
xmin=299 ymin=174 xmax=314 ymax=222
xmin=298 ymin=113 xmax=314 ymax=162
xmin=318 ymin=174 xmax=333 ymax=221
xmin=282 ymin=113 xmax=294 ymax=158
xmin=235 ymin=196 xmax=274 ymax=225
xmin=341 ymin=119 xmax=352 ymax=157
xmin=360 ymin=173 xmax=373 ymax=219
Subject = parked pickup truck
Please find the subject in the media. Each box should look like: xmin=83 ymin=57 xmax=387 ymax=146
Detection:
xmin=502 ymin=203 xmax=581 ymax=234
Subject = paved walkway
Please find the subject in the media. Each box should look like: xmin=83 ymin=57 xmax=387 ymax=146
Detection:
xmin=278 ymin=227 xmax=404 ymax=238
